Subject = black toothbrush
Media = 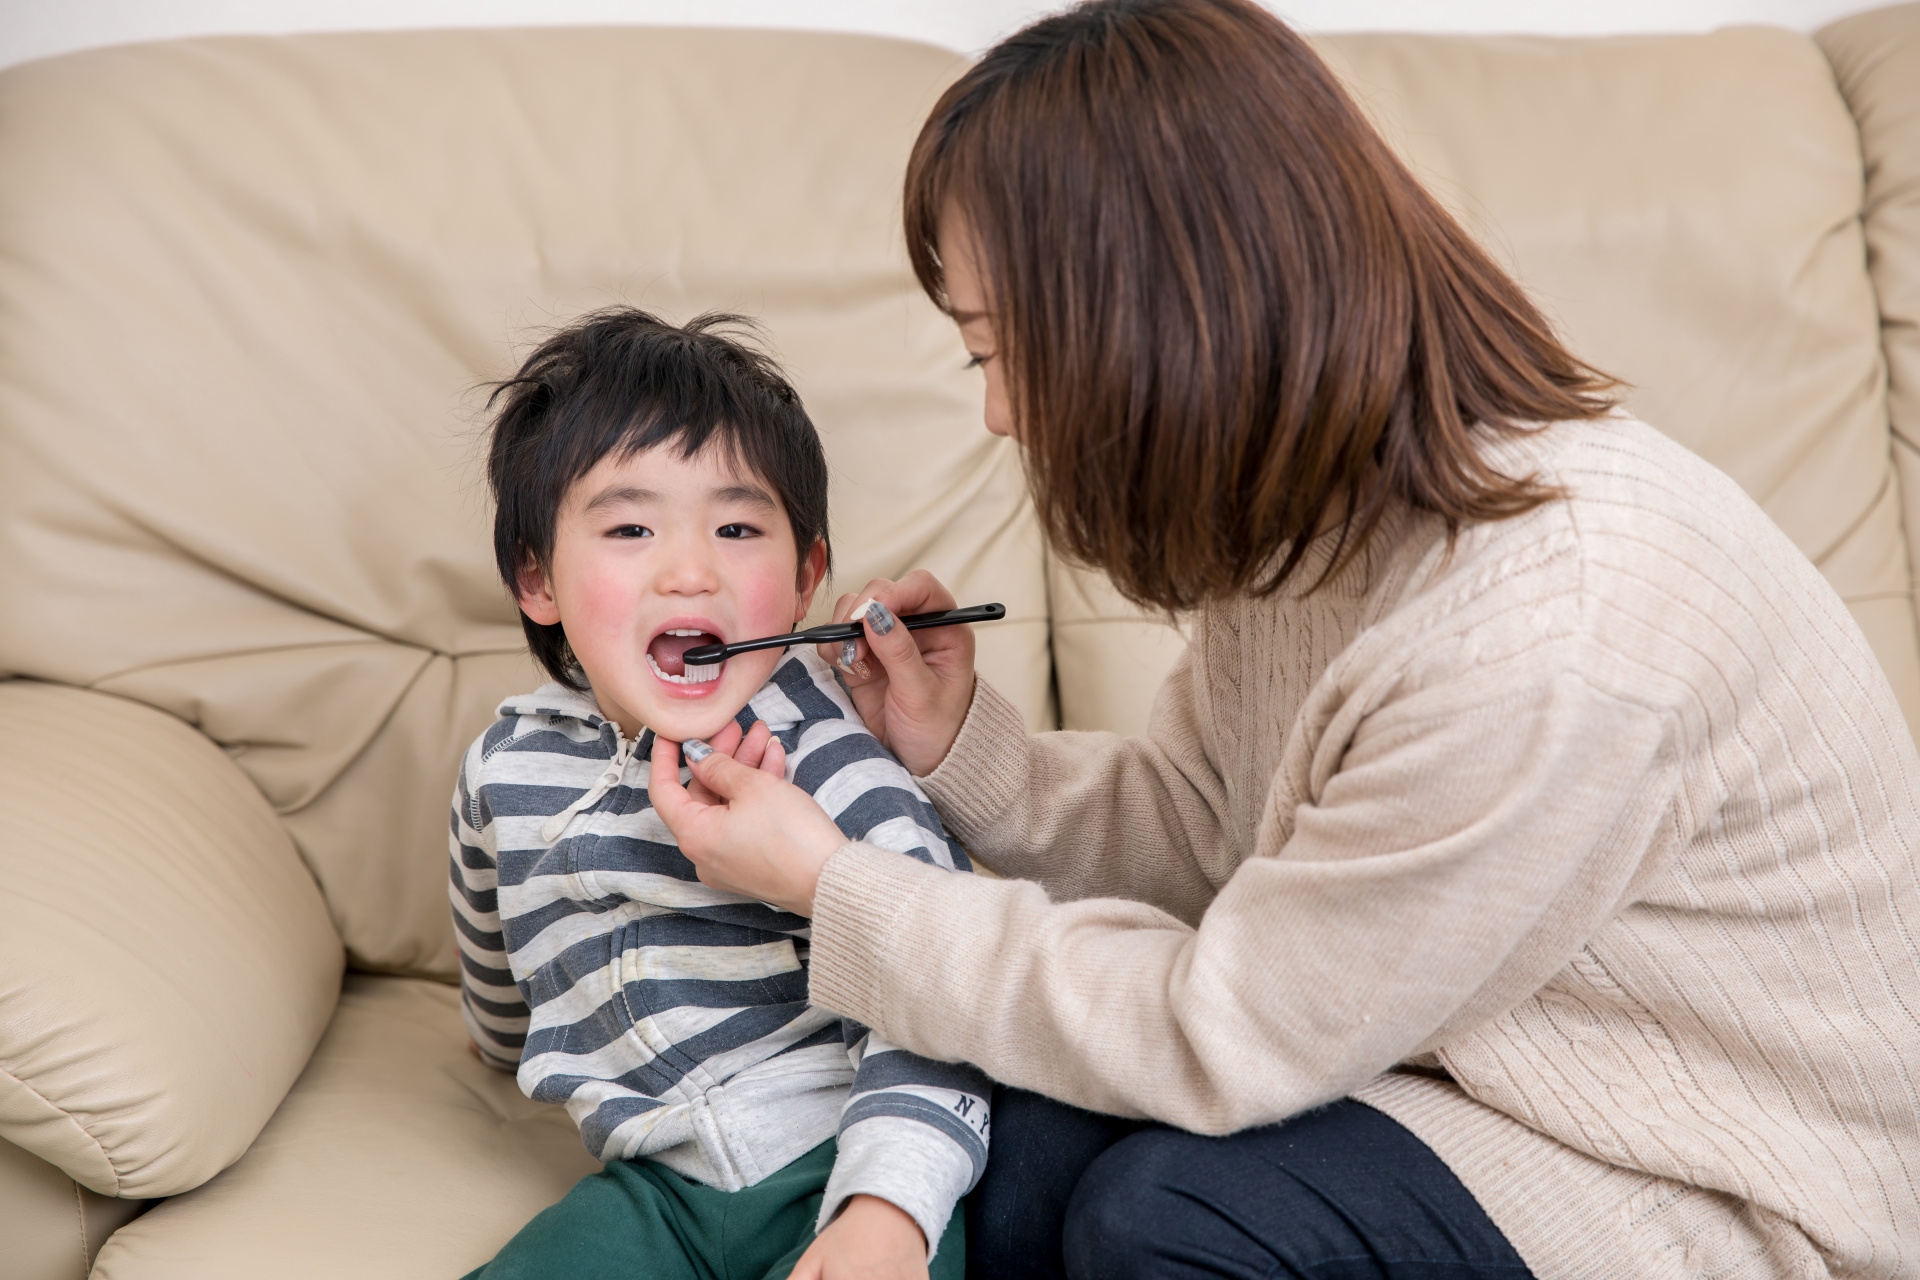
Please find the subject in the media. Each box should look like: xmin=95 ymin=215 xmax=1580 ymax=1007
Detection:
xmin=680 ymin=603 xmax=1006 ymax=667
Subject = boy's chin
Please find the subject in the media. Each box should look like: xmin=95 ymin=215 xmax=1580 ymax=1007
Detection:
xmin=634 ymin=687 xmax=757 ymax=744
xmin=656 ymin=712 xmax=743 ymax=744
xmin=597 ymin=654 xmax=781 ymax=742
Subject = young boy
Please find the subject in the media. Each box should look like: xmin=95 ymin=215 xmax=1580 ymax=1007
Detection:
xmin=451 ymin=309 xmax=988 ymax=1280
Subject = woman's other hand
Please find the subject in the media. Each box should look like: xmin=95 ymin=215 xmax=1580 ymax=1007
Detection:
xmin=681 ymin=717 xmax=784 ymax=805
xmin=820 ymin=570 xmax=974 ymax=776
xmin=648 ymin=726 xmax=846 ymax=917
xmin=787 ymin=1194 xmax=929 ymax=1280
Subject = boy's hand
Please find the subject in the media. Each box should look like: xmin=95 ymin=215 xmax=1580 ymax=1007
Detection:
xmin=789 ymin=1194 xmax=929 ymax=1280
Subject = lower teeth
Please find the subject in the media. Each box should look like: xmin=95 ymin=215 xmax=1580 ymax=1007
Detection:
xmin=648 ymin=653 xmax=720 ymax=685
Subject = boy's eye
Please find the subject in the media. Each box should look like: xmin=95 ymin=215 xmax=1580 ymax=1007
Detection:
xmin=715 ymin=523 xmax=760 ymax=540
xmin=608 ymin=524 xmax=651 ymax=539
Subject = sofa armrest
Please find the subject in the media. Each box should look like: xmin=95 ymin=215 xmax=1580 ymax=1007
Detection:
xmin=1 ymin=1136 xmax=149 ymax=1280
xmin=0 ymin=680 xmax=343 ymax=1198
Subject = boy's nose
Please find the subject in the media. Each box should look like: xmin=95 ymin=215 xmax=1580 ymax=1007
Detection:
xmin=653 ymin=544 xmax=722 ymax=595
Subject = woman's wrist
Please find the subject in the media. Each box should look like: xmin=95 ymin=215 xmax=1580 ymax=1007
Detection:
xmin=806 ymin=843 xmax=913 ymax=1018
xmin=794 ymin=837 xmax=857 ymax=919
xmin=908 ymin=673 xmax=976 ymax=778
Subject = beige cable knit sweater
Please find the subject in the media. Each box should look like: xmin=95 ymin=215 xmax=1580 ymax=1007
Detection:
xmin=808 ymin=417 xmax=1920 ymax=1280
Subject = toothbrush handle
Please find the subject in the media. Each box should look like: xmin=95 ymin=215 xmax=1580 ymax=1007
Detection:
xmin=680 ymin=603 xmax=1007 ymax=665
xmin=902 ymin=602 xmax=1007 ymax=632
xmin=806 ymin=601 xmax=1007 ymax=643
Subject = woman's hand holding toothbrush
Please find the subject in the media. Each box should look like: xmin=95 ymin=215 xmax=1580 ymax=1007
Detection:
xmin=821 ymin=570 xmax=977 ymax=778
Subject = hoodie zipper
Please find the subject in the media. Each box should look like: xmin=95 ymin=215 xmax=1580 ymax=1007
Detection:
xmin=539 ymin=727 xmax=636 ymax=845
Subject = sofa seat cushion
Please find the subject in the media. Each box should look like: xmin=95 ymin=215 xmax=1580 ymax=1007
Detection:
xmin=91 ymin=975 xmax=597 ymax=1280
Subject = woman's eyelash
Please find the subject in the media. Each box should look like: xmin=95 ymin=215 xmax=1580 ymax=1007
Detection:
xmin=965 ymin=354 xmax=986 ymax=370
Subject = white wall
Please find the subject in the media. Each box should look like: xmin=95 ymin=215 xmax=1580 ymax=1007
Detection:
xmin=0 ymin=0 xmax=1890 ymax=73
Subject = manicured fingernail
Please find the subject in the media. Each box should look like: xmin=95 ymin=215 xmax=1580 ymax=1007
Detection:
xmin=682 ymin=739 xmax=712 ymax=763
xmin=840 ymin=639 xmax=859 ymax=670
xmin=863 ymin=599 xmax=896 ymax=635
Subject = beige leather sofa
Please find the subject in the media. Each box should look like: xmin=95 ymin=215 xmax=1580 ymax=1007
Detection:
xmin=3 ymin=7 xmax=1918 ymax=1276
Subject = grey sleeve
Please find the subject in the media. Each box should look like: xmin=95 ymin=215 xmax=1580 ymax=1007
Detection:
xmin=449 ymin=742 xmax=529 ymax=1072
xmin=820 ymin=1024 xmax=992 ymax=1261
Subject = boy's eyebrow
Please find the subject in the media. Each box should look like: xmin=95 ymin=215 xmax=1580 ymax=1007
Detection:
xmin=581 ymin=484 xmax=659 ymax=512
xmin=579 ymin=482 xmax=778 ymax=513
xmin=713 ymin=483 xmax=779 ymax=512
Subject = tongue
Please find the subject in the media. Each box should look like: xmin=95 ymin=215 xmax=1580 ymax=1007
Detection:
xmin=649 ymin=632 xmax=720 ymax=676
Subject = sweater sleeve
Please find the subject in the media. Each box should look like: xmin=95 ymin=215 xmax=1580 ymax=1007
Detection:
xmin=448 ymin=737 xmax=530 ymax=1072
xmin=918 ymin=645 xmax=1234 ymax=925
xmin=809 ymin=650 xmax=1678 ymax=1135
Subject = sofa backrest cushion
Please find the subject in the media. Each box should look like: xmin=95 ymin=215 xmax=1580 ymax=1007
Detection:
xmin=0 ymin=28 xmax=1053 ymax=978
xmin=5 ymin=20 xmax=1917 ymax=977
xmin=1821 ymin=4 xmax=1920 ymax=684
xmin=1313 ymin=25 xmax=1920 ymax=734
xmin=1058 ymin=21 xmax=1920 ymax=741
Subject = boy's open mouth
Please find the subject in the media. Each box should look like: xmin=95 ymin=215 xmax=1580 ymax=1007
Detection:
xmin=647 ymin=628 xmax=724 ymax=685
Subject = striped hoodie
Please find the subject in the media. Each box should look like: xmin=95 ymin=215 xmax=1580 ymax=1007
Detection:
xmin=449 ymin=647 xmax=990 ymax=1253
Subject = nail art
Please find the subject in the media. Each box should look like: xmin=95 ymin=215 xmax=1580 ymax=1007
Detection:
xmin=863 ymin=599 xmax=896 ymax=635
xmin=682 ymin=738 xmax=713 ymax=764
xmin=840 ymin=638 xmax=859 ymax=671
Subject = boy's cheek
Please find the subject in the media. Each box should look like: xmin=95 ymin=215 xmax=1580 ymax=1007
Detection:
xmin=571 ymin=558 xmax=646 ymax=622
xmin=546 ymin=558 xmax=632 ymax=643
xmin=734 ymin=561 xmax=809 ymax=633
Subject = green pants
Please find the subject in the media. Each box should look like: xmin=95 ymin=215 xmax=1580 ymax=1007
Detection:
xmin=463 ymin=1139 xmax=964 ymax=1280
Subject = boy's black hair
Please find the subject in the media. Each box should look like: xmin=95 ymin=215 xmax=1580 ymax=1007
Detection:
xmin=487 ymin=308 xmax=831 ymax=689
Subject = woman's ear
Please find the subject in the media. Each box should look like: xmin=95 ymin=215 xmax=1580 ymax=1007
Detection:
xmin=793 ymin=540 xmax=829 ymax=622
xmin=515 ymin=555 xmax=562 ymax=626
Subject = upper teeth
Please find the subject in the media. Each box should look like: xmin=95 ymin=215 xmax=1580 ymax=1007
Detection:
xmin=665 ymin=628 xmax=705 ymax=636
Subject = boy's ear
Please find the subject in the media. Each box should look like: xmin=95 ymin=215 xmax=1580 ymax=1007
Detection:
xmin=515 ymin=555 xmax=562 ymax=626
xmin=793 ymin=540 xmax=829 ymax=622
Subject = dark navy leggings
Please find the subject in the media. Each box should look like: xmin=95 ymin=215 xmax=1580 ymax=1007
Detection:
xmin=966 ymin=1088 xmax=1535 ymax=1280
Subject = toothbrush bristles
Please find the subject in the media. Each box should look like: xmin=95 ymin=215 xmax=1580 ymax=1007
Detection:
xmin=647 ymin=653 xmax=723 ymax=685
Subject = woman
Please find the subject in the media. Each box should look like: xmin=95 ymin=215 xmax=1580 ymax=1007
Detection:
xmin=650 ymin=1 xmax=1920 ymax=1277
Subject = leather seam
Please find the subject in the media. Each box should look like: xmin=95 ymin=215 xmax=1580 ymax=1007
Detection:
xmin=84 ymin=639 xmax=529 ymax=690
xmin=73 ymin=1177 xmax=90 ymax=1275
xmin=0 ymin=1060 xmax=121 ymax=1197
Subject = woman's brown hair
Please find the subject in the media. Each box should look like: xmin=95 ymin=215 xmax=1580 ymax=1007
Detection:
xmin=904 ymin=0 xmax=1615 ymax=611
